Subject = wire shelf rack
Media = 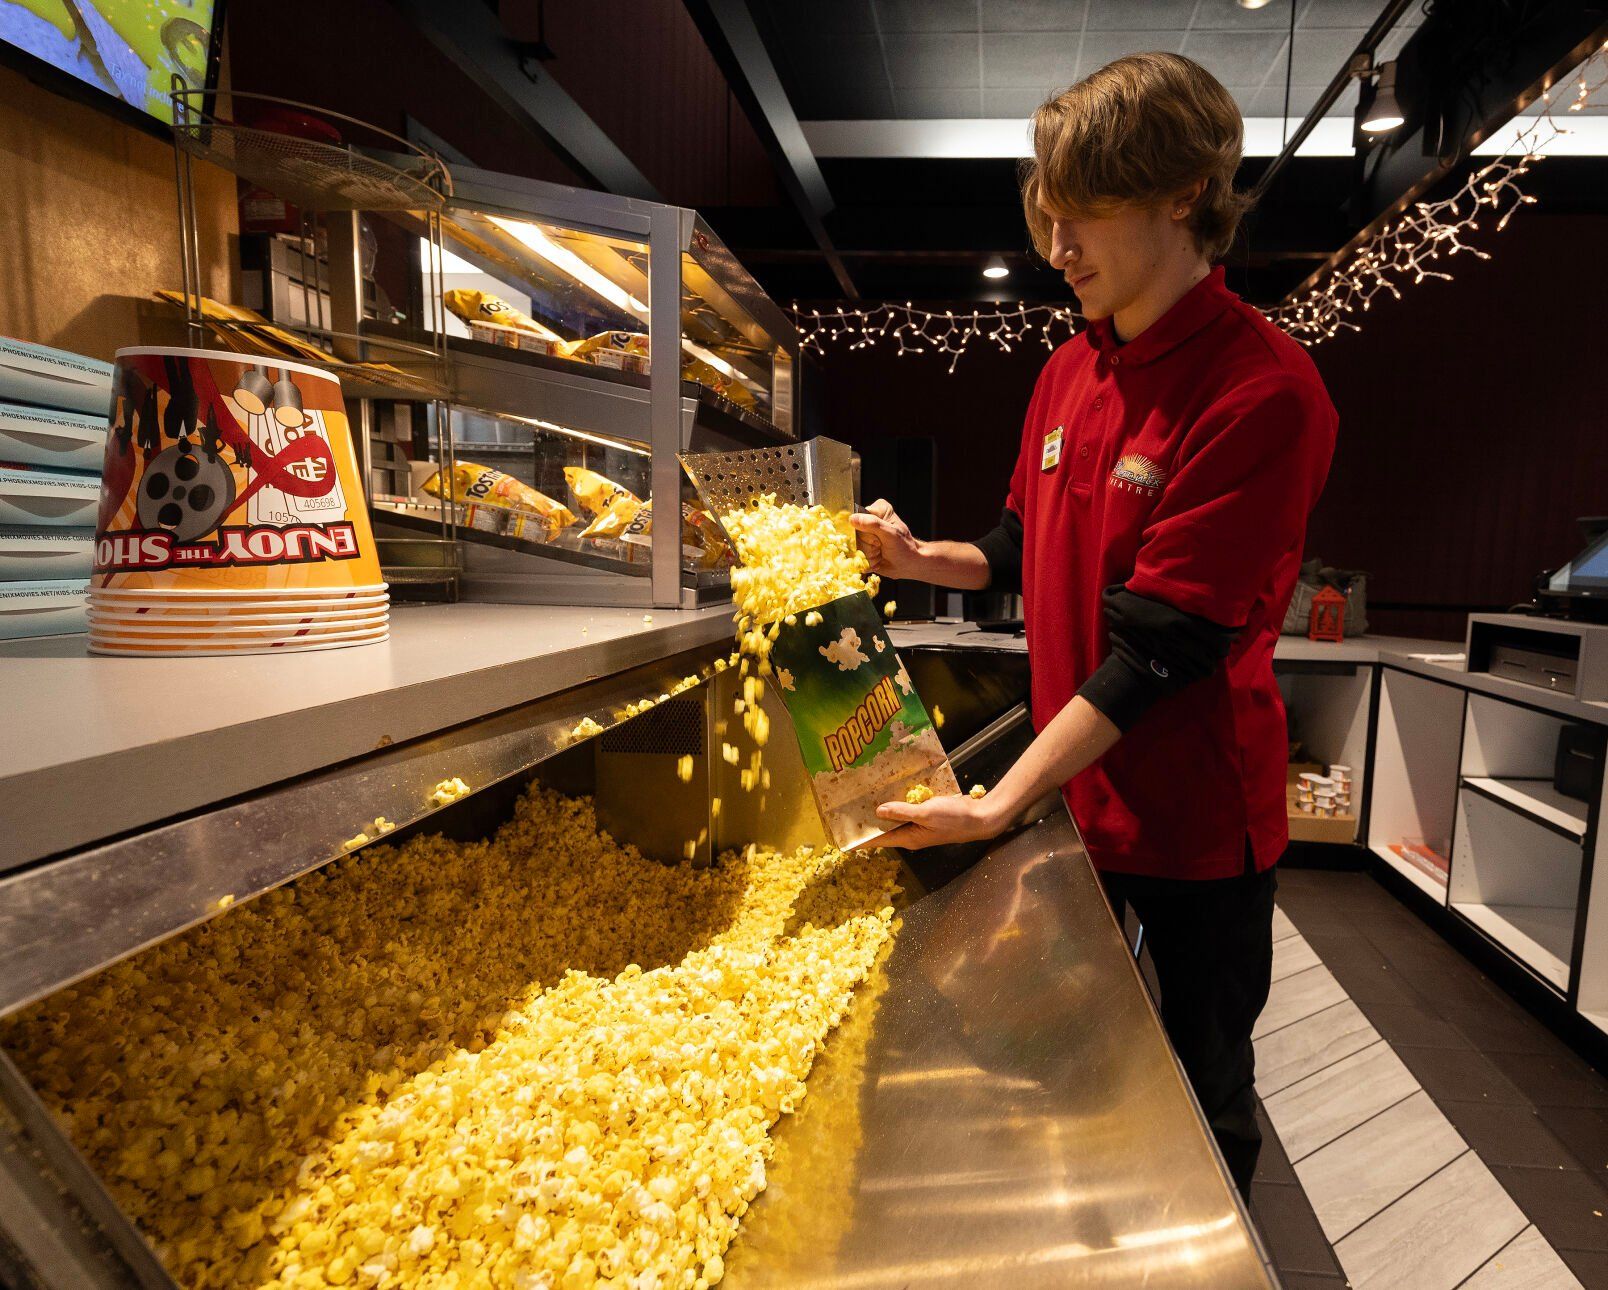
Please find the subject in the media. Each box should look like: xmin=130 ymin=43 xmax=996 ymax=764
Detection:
xmin=170 ymin=89 xmax=450 ymax=213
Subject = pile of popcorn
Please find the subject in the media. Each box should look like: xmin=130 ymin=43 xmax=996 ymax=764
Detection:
xmin=1 ymin=786 xmax=901 ymax=1289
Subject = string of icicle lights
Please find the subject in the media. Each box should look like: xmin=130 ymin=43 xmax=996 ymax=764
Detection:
xmin=791 ymin=45 xmax=1605 ymax=364
xmin=790 ymin=301 xmax=1082 ymax=373
xmin=1267 ymin=43 xmax=1608 ymax=345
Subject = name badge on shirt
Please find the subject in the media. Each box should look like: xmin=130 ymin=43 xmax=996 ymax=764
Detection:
xmin=1041 ymin=425 xmax=1064 ymax=472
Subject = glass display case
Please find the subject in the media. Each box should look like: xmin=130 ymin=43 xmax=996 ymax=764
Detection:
xmin=366 ymin=166 xmax=800 ymax=609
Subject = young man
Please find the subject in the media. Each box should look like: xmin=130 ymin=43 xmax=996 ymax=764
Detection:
xmin=854 ymin=52 xmax=1337 ymax=1194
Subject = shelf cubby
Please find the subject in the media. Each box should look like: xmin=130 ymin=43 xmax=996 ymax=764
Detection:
xmin=1449 ymin=785 xmax=1581 ymax=992
xmin=1367 ymin=668 xmax=1467 ymax=900
xmin=1278 ymin=665 xmax=1371 ymax=845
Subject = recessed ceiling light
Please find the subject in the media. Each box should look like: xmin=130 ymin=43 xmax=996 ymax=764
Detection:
xmin=982 ymin=255 xmax=1010 ymax=280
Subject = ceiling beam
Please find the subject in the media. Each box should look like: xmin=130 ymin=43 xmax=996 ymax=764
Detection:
xmin=681 ymin=0 xmax=859 ymax=298
xmin=395 ymin=0 xmax=660 ymax=200
xmin=803 ymin=117 xmax=1364 ymax=159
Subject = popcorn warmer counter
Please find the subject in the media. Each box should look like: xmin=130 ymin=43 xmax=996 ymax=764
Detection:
xmin=370 ymin=168 xmax=801 ymax=611
xmin=0 ymin=638 xmax=1271 ymax=1290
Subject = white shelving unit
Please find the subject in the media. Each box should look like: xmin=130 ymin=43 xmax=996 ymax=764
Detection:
xmin=1448 ymin=695 xmax=1590 ymax=992
xmin=1366 ymin=668 xmax=1467 ymax=900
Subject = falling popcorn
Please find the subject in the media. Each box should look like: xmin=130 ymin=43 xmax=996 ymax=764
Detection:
xmin=676 ymin=754 xmax=694 ymax=783
xmin=720 ymin=498 xmax=870 ymax=631
xmin=932 ymin=704 xmax=945 ymax=729
xmin=719 ymin=492 xmax=957 ymax=850
xmin=904 ymin=784 xmax=934 ymax=804
xmin=1 ymin=785 xmax=902 ymax=1290
xmin=882 ymin=600 xmax=896 ymax=618
xmin=968 ymin=784 xmax=988 ymax=799
xmin=819 ymin=627 xmax=869 ymax=672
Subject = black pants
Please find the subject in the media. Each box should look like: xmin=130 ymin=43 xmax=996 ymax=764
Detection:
xmin=1100 ymin=857 xmax=1278 ymax=1197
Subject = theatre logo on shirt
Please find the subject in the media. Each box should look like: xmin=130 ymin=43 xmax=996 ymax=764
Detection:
xmin=1110 ymin=453 xmax=1167 ymax=496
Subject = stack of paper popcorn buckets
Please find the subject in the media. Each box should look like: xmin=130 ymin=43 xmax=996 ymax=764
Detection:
xmin=1295 ymin=764 xmax=1354 ymax=816
xmin=0 ymin=337 xmax=112 ymax=640
xmin=87 ymin=348 xmax=388 ymax=657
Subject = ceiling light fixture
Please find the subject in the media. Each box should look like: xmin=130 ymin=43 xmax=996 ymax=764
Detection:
xmin=1236 ymin=0 xmax=1275 ymax=9
xmin=1361 ymin=59 xmax=1406 ymax=134
xmin=982 ymin=255 xmax=1010 ymax=280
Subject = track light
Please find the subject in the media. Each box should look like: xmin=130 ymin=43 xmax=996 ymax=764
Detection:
xmin=982 ymin=255 xmax=1010 ymax=280
xmin=1361 ymin=60 xmax=1405 ymax=134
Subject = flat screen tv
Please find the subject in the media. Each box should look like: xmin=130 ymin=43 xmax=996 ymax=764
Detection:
xmin=0 ymin=0 xmax=224 ymax=130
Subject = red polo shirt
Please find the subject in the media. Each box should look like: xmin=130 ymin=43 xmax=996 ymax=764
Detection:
xmin=1005 ymin=267 xmax=1337 ymax=880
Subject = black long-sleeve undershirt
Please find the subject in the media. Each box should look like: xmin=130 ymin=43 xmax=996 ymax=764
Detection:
xmin=973 ymin=514 xmax=1237 ymax=728
xmin=974 ymin=505 xmax=1024 ymax=594
xmin=1077 ymin=586 xmax=1242 ymax=731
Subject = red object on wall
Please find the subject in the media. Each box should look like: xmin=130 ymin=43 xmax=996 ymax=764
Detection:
xmin=1309 ymin=586 xmax=1347 ymax=642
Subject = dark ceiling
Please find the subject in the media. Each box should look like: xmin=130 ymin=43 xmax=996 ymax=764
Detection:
xmin=694 ymin=0 xmax=1606 ymax=308
xmin=711 ymin=0 xmax=1424 ymax=305
xmin=752 ymin=0 xmax=1418 ymax=121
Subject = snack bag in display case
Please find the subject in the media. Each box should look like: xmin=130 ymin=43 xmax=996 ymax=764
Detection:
xmin=768 ymin=591 xmax=957 ymax=851
xmin=423 ymin=460 xmax=577 ymax=540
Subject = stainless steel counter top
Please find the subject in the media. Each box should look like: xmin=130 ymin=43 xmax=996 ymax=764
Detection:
xmin=0 ymin=603 xmax=732 ymax=867
xmin=727 ymin=809 xmax=1274 ymax=1290
xmin=886 ymin=620 xmax=1457 ymax=664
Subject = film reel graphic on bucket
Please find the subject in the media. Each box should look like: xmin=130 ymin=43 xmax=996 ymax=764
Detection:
xmin=89 ymin=347 xmax=387 ymax=655
xmin=136 ymin=445 xmax=236 ymax=541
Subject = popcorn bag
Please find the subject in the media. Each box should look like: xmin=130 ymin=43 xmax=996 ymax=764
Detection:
xmin=768 ymin=591 xmax=958 ymax=851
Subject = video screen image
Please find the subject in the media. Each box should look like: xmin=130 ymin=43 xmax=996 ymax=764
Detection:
xmin=0 ymin=0 xmax=217 ymax=125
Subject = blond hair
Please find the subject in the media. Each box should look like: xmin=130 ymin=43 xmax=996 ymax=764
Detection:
xmin=1021 ymin=52 xmax=1253 ymax=262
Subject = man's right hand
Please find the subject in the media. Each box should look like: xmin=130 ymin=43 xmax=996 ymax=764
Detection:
xmin=849 ymin=499 xmax=926 ymax=580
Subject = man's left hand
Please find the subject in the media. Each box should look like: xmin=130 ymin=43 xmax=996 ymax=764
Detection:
xmin=873 ymin=793 xmax=1006 ymax=851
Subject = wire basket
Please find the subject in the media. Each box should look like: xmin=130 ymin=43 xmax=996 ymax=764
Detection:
xmin=171 ymin=89 xmax=450 ymax=213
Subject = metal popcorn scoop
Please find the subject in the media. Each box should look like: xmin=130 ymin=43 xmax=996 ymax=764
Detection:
xmin=679 ymin=435 xmax=855 ymax=516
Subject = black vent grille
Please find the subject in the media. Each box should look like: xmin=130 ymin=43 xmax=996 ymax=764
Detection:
xmin=599 ymin=697 xmax=705 ymax=756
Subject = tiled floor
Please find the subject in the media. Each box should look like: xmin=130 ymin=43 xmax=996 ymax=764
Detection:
xmin=1245 ymin=867 xmax=1608 ymax=1288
